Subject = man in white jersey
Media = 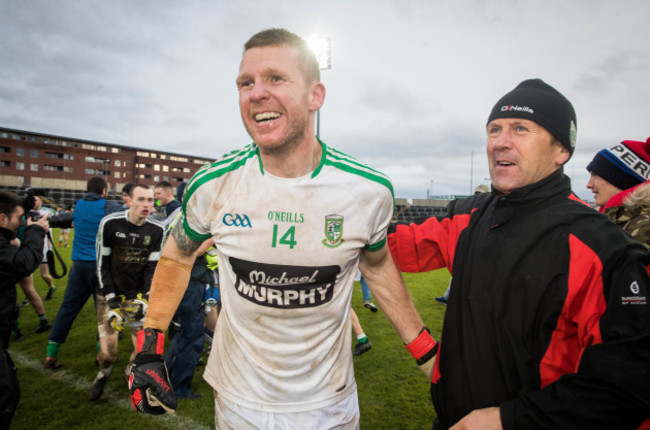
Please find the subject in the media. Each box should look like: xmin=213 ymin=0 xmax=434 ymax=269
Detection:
xmin=128 ymin=28 xmax=438 ymax=429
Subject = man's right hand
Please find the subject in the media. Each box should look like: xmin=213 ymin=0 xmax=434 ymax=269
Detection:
xmin=27 ymin=214 xmax=49 ymax=232
xmin=129 ymin=328 xmax=176 ymax=415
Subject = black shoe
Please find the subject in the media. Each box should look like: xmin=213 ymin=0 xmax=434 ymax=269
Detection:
xmin=353 ymin=341 xmax=372 ymax=356
xmin=434 ymin=296 xmax=447 ymax=305
xmin=89 ymin=372 xmax=108 ymax=401
xmin=20 ymin=299 xmax=30 ymax=308
xmin=364 ymin=301 xmax=378 ymax=312
xmin=45 ymin=286 xmax=56 ymax=301
xmin=44 ymin=357 xmax=63 ymax=370
xmin=30 ymin=321 xmax=53 ymax=334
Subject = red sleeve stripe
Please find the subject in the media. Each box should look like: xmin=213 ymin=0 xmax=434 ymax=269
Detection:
xmin=538 ymin=234 xmax=605 ymax=388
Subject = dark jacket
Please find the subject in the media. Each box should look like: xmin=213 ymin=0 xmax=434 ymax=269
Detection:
xmin=96 ymin=210 xmax=164 ymax=300
xmin=389 ymin=170 xmax=650 ymax=429
xmin=0 ymin=225 xmax=46 ymax=349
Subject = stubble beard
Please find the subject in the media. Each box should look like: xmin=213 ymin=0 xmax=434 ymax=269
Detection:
xmin=247 ymin=113 xmax=310 ymax=158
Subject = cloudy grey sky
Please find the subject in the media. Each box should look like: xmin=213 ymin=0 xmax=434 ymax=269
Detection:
xmin=1 ymin=0 xmax=649 ymax=201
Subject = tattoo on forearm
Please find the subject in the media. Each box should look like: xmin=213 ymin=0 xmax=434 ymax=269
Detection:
xmin=172 ymin=215 xmax=201 ymax=255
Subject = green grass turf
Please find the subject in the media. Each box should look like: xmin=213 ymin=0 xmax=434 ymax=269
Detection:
xmin=8 ymin=229 xmax=450 ymax=429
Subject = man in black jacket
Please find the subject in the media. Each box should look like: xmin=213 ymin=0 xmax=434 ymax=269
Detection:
xmin=389 ymin=79 xmax=650 ymax=429
xmin=0 ymin=192 xmax=49 ymax=428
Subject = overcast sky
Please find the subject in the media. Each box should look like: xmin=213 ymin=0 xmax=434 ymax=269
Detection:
xmin=1 ymin=0 xmax=649 ymax=201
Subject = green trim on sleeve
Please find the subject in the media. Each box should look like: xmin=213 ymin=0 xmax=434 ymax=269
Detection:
xmin=182 ymin=215 xmax=212 ymax=243
xmin=365 ymin=237 xmax=386 ymax=252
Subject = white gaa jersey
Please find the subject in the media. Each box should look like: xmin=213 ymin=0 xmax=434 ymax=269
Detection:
xmin=184 ymin=142 xmax=393 ymax=413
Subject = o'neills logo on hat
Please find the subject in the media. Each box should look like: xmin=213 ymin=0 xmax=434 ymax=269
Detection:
xmin=500 ymin=105 xmax=534 ymax=114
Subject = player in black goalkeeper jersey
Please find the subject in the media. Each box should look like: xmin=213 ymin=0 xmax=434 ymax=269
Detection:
xmin=90 ymin=185 xmax=164 ymax=401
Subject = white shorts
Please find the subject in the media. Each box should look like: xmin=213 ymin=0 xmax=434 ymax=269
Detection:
xmin=213 ymin=390 xmax=360 ymax=430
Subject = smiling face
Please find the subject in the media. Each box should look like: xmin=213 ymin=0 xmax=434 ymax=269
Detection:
xmin=236 ymin=45 xmax=324 ymax=155
xmin=586 ymin=172 xmax=622 ymax=207
xmin=486 ymin=118 xmax=570 ymax=194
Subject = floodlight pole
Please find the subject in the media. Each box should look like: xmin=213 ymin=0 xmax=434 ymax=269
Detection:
xmin=308 ymin=35 xmax=331 ymax=139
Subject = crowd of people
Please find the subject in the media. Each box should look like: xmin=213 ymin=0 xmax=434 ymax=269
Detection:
xmin=1 ymin=27 xmax=649 ymax=430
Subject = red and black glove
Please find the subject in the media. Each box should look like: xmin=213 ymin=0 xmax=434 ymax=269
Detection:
xmin=129 ymin=328 xmax=177 ymax=415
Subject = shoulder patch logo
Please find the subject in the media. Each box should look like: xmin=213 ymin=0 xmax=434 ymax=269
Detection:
xmin=143 ymin=235 xmax=151 ymax=246
xmin=322 ymin=214 xmax=344 ymax=248
xmin=621 ymin=280 xmax=646 ymax=305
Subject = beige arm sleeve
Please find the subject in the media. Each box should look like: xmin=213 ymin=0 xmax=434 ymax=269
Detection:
xmin=143 ymin=256 xmax=193 ymax=331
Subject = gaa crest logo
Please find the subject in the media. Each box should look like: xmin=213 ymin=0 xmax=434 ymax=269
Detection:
xmin=322 ymin=214 xmax=344 ymax=248
xmin=143 ymin=235 xmax=151 ymax=246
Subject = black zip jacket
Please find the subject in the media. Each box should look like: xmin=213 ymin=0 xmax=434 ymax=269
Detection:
xmin=96 ymin=210 xmax=164 ymax=301
xmin=0 ymin=225 xmax=46 ymax=349
xmin=389 ymin=170 xmax=650 ymax=429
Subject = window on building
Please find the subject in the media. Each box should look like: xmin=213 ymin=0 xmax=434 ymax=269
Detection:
xmin=30 ymin=163 xmax=39 ymax=171
xmin=64 ymin=166 xmax=73 ymax=173
xmin=16 ymin=162 xmax=25 ymax=170
xmin=137 ymin=151 xmax=150 ymax=157
xmin=154 ymin=175 xmax=160 ymax=182
xmin=64 ymin=153 xmax=74 ymax=160
xmin=0 ymin=160 xmax=9 ymax=167
xmin=115 ymin=160 xmax=121 ymax=167
xmin=114 ymin=172 xmax=120 ymax=178
xmin=30 ymin=150 xmax=39 ymax=158
xmin=16 ymin=148 xmax=25 ymax=157
xmin=160 ymin=154 xmax=167 ymax=160
xmin=154 ymin=164 xmax=160 ymax=171
xmin=0 ymin=146 xmax=10 ymax=153
xmin=162 ymin=165 xmax=169 ymax=172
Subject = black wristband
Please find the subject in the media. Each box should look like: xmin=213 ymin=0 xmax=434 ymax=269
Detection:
xmin=416 ymin=343 xmax=439 ymax=366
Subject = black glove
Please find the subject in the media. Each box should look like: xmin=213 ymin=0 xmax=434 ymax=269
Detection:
xmin=129 ymin=328 xmax=177 ymax=415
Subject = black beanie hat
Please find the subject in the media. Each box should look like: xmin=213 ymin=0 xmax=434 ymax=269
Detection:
xmin=586 ymin=137 xmax=650 ymax=191
xmin=487 ymin=79 xmax=577 ymax=157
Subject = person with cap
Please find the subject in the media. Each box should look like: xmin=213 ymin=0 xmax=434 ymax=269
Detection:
xmin=586 ymin=137 xmax=650 ymax=250
xmin=388 ymin=79 xmax=650 ymax=429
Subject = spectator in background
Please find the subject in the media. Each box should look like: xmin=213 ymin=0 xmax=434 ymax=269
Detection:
xmin=389 ymin=79 xmax=650 ymax=429
xmin=90 ymin=184 xmax=164 ymax=400
xmin=0 ymin=192 xmax=49 ymax=428
xmin=26 ymin=188 xmax=58 ymax=300
xmin=45 ymin=177 xmax=123 ymax=369
xmin=359 ymin=274 xmax=378 ymax=312
xmin=350 ymin=308 xmax=371 ymax=356
xmin=154 ymin=181 xmax=181 ymax=220
xmin=57 ymin=207 xmax=71 ymax=248
xmin=586 ymin=137 xmax=650 ymax=250
xmin=121 ymin=183 xmax=135 ymax=209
